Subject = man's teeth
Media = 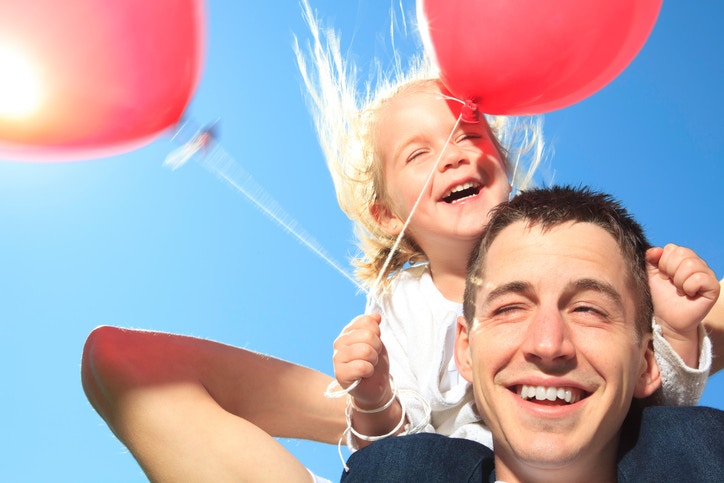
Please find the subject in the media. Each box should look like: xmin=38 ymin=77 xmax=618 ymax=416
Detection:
xmin=518 ymin=385 xmax=580 ymax=404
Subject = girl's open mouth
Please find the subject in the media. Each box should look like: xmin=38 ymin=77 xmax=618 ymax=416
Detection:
xmin=442 ymin=181 xmax=481 ymax=203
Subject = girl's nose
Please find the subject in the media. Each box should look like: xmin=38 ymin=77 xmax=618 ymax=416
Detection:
xmin=438 ymin=144 xmax=469 ymax=172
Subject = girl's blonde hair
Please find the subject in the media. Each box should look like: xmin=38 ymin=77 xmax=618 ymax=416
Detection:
xmin=295 ymin=0 xmax=544 ymax=289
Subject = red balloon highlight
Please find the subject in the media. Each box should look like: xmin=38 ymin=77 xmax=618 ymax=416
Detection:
xmin=418 ymin=0 xmax=662 ymax=115
xmin=0 ymin=0 xmax=205 ymax=161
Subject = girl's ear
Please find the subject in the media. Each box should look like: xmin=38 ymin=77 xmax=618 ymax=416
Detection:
xmin=455 ymin=316 xmax=474 ymax=383
xmin=634 ymin=338 xmax=661 ymax=399
xmin=370 ymin=201 xmax=403 ymax=235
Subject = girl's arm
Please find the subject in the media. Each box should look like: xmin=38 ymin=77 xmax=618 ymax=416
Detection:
xmin=647 ymin=245 xmax=719 ymax=368
xmin=703 ymin=279 xmax=724 ymax=374
xmin=646 ymin=245 xmax=719 ymax=405
xmin=81 ymin=326 xmax=345 ymax=481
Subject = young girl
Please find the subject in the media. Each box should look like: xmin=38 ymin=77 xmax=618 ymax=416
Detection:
xmin=81 ymin=1 xmax=722 ymax=481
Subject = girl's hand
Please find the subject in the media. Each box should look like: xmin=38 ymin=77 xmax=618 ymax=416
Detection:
xmin=647 ymin=244 xmax=720 ymax=367
xmin=332 ymin=313 xmax=393 ymax=409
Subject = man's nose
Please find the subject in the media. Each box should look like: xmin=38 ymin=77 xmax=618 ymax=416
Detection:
xmin=521 ymin=308 xmax=576 ymax=364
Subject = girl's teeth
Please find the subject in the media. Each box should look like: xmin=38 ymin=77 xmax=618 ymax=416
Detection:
xmin=443 ymin=182 xmax=482 ymax=203
xmin=447 ymin=182 xmax=475 ymax=197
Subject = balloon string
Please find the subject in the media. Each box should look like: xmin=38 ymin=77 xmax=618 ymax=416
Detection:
xmin=165 ymin=119 xmax=364 ymax=292
xmin=369 ymin=106 xmax=464 ymax=299
xmin=165 ymin=108 xmax=464 ymax=306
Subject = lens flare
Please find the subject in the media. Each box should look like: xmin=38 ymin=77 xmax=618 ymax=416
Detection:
xmin=0 ymin=46 xmax=41 ymax=118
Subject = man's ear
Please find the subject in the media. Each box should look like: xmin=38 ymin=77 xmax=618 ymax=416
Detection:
xmin=370 ymin=201 xmax=403 ymax=236
xmin=634 ymin=337 xmax=661 ymax=398
xmin=455 ymin=316 xmax=474 ymax=383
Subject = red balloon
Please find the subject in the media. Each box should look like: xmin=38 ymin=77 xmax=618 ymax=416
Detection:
xmin=0 ymin=0 xmax=205 ymax=161
xmin=418 ymin=0 xmax=662 ymax=115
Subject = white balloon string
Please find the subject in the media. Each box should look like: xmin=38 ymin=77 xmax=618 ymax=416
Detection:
xmin=164 ymin=118 xmax=363 ymax=292
xmin=324 ymin=378 xmax=360 ymax=398
xmin=167 ymin=110 xmax=462 ymax=408
xmin=368 ymin=105 xmax=465 ymax=300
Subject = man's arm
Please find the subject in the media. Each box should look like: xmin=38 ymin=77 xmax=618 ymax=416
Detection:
xmin=81 ymin=326 xmax=346 ymax=481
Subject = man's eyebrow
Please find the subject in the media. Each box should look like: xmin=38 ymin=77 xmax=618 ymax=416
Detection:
xmin=481 ymin=279 xmax=623 ymax=305
xmin=569 ymin=278 xmax=623 ymax=305
xmin=483 ymin=281 xmax=533 ymax=304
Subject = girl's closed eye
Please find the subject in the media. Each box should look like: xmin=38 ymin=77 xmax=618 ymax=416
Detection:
xmin=406 ymin=147 xmax=430 ymax=163
xmin=456 ymin=132 xmax=482 ymax=145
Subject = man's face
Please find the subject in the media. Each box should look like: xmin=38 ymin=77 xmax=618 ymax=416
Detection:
xmin=456 ymin=221 xmax=659 ymax=479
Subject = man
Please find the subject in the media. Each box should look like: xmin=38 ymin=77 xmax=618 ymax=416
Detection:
xmin=342 ymin=186 xmax=724 ymax=482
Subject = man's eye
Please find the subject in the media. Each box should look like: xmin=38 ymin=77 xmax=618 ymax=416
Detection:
xmin=493 ymin=304 xmax=524 ymax=316
xmin=573 ymin=306 xmax=606 ymax=317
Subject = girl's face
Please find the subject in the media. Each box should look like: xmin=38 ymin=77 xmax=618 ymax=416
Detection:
xmin=373 ymin=83 xmax=511 ymax=252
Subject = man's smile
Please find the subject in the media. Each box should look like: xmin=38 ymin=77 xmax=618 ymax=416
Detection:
xmin=515 ymin=384 xmax=589 ymax=405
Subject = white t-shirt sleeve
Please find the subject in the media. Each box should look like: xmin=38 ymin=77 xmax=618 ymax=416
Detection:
xmin=651 ymin=319 xmax=711 ymax=406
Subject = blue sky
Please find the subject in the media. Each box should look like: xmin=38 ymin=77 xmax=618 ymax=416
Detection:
xmin=0 ymin=1 xmax=722 ymax=481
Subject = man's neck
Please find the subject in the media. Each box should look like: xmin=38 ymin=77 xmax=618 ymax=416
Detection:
xmin=493 ymin=453 xmax=617 ymax=483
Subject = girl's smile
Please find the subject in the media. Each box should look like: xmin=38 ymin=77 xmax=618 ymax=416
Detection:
xmin=374 ymin=82 xmax=511 ymax=249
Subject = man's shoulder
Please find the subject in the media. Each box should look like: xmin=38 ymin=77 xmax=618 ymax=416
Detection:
xmin=342 ymin=433 xmax=495 ymax=483
xmin=618 ymin=405 xmax=724 ymax=483
xmin=641 ymin=404 xmax=724 ymax=426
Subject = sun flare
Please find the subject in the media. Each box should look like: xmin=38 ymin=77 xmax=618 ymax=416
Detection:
xmin=0 ymin=46 xmax=42 ymax=118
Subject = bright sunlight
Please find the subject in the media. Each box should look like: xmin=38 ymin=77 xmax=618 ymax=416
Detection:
xmin=0 ymin=46 xmax=42 ymax=118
